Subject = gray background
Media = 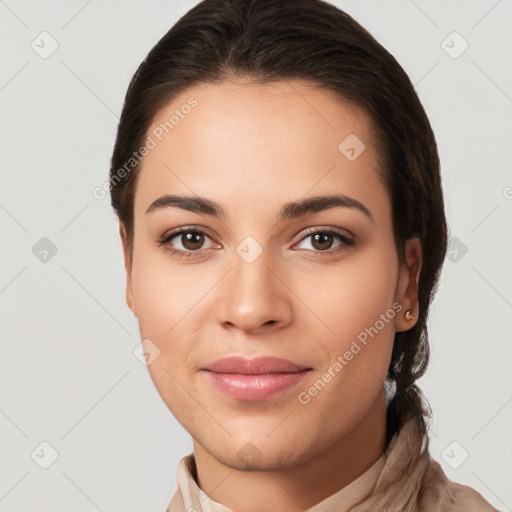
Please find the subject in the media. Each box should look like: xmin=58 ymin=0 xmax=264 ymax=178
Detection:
xmin=1 ymin=0 xmax=511 ymax=510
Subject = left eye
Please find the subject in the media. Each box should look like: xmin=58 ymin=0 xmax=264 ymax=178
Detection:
xmin=295 ymin=230 xmax=355 ymax=251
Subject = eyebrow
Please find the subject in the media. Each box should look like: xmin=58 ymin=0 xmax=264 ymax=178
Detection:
xmin=145 ymin=193 xmax=374 ymax=223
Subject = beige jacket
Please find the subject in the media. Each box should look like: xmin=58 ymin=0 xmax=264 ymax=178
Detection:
xmin=166 ymin=417 xmax=498 ymax=512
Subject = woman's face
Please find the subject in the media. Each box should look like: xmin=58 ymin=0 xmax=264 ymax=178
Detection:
xmin=121 ymin=79 xmax=419 ymax=470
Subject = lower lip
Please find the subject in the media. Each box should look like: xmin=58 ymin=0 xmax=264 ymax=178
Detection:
xmin=203 ymin=370 xmax=310 ymax=401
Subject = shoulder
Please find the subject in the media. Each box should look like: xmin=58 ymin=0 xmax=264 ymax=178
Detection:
xmin=443 ymin=480 xmax=500 ymax=512
xmin=419 ymin=458 xmax=499 ymax=512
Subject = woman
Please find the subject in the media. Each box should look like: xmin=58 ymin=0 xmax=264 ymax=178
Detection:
xmin=109 ymin=0 xmax=498 ymax=510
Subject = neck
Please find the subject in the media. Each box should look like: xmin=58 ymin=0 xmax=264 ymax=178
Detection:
xmin=192 ymin=390 xmax=388 ymax=512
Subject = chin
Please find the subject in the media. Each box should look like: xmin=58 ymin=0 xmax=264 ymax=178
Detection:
xmin=211 ymin=443 xmax=308 ymax=472
xmin=195 ymin=426 xmax=322 ymax=472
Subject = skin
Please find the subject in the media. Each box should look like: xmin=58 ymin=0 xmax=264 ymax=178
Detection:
xmin=119 ymin=79 xmax=422 ymax=512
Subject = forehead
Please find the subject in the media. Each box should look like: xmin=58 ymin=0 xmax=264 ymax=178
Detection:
xmin=134 ymin=79 xmax=388 ymax=223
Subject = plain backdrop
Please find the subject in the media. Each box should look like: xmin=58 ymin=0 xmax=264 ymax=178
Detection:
xmin=1 ymin=1 xmax=511 ymax=510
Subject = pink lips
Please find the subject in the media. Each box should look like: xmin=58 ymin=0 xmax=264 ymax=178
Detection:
xmin=202 ymin=356 xmax=312 ymax=401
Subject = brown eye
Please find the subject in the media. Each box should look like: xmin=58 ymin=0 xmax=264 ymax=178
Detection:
xmin=295 ymin=229 xmax=355 ymax=253
xmin=180 ymin=231 xmax=205 ymax=251
xmin=311 ymin=232 xmax=335 ymax=251
xmin=158 ymin=227 xmax=218 ymax=256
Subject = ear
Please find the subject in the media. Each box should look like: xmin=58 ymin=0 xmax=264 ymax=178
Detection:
xmin=394 ymin=237 xmax=422 ymax=332
xmin=119 ymin=222 xmax=136 ymax=316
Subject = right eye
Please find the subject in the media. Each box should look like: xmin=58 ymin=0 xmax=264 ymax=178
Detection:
xmin=158 ymin=227 xmax=220 ymax=258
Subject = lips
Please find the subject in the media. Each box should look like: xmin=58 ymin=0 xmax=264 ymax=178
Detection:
xmin=203 ymin=356 xmax=310 ymax=374
xmin=201 ymin=356 xmax=312 ymax=401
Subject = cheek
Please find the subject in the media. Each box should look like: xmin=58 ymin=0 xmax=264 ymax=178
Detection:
xmin=130 ymin=244 xmax=200 ymax=337
xmin=129 ymin=246 xmax=208 ymax=390
xmin=302 ymin=248 xmax=397 ymax=339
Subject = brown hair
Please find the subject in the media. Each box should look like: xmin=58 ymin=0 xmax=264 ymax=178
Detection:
xmin=109 ymin=0 xmax=448 ymax=448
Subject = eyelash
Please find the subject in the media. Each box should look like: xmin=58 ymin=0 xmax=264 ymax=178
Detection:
xmin=157 ymin=226 xmax=356 ymax=259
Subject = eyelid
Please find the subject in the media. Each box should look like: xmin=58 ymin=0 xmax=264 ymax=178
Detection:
xmin=160 ymin=225 xmax=217 ymax=241
xmin=295 ymin=225 xmax=355 ymax=240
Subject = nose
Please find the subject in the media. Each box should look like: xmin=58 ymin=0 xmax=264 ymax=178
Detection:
xmin=214 ymin=246 xmax=294 ymax=334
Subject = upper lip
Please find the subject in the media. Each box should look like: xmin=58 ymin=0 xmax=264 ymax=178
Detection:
xmin=202 ymin=356 xmax=311 ymax=374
